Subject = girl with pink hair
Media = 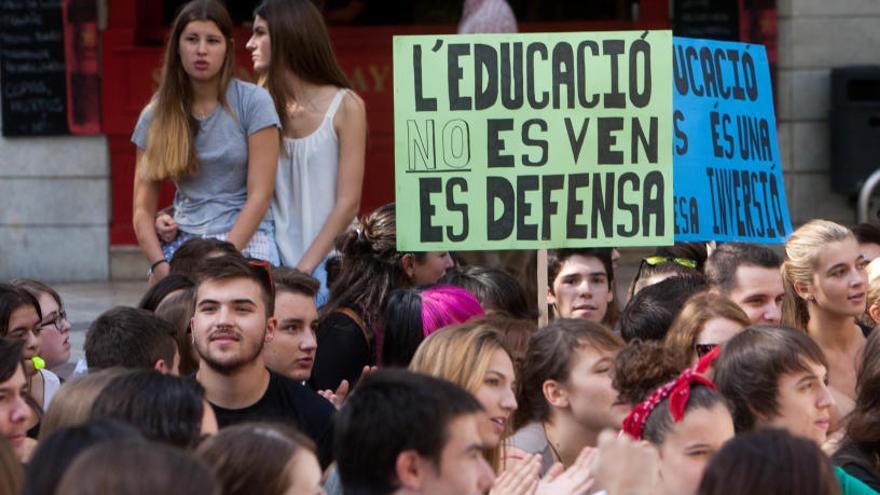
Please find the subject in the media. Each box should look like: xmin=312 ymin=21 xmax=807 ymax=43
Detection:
xmin=382 ymin=285 xmax=484 ymax=367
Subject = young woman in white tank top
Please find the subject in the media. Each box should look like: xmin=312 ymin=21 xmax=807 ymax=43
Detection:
xmin=247 ymin=0 xmax=366 ymax=303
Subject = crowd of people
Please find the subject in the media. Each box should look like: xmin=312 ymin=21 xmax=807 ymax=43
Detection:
xmin=4 ymin=0 xmax=880 ymax=494
xmin=4 ymin=211 xmax=880 ymax=494
xmin=0 ymin=212 xmax=880 ymax=495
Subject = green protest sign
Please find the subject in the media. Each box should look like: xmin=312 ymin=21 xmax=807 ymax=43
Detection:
xmin=394 ymin=31 xmax=673 ymax=251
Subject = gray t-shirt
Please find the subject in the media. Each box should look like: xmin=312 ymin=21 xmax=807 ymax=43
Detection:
xmin=132 ymin=79 xmax=280 ymax=236
xmin=506 ymin=421 xmax=557 ymax=476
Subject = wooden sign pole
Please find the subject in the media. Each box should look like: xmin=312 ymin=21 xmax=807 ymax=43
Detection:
xmin=537 ymin=249 xmax=549 ymax=327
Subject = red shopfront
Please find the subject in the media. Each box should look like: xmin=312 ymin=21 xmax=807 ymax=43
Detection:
xmin=101 ymin=0 xmax=772 ymax=247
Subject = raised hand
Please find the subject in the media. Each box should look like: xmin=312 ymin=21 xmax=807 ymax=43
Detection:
xmin=592 ymin=430 xmax=658 ymax=495
xmin=490 ymin=453 xmax=540 ymax=495
xmin=318 ymin=365 xmax=377 ymax=409
xmin=535 ymin=446 xmax=596 ymax=495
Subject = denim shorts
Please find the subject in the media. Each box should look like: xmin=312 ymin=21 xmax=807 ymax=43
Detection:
xmin=162 ymin=227 xmax=280 ymax=266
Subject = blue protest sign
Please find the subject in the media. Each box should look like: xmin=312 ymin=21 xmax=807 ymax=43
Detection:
xmin=673 ymin=37 xmax=792 ymax=243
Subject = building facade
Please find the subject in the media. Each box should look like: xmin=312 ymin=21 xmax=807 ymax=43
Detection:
xmin=0 ymin=0 xmax=874 ymax=281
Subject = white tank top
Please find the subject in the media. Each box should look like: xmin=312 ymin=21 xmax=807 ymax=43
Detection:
xmin=273 ymin=89 xmax=347 ymax=267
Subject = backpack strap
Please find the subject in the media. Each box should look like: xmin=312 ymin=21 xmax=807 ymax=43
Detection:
xmin=333 ymin=306 xmax=370 ymax=347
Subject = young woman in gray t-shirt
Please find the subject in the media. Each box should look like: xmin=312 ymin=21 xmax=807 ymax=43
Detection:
xmin=132 ymin=0 xmax=281 ymax=285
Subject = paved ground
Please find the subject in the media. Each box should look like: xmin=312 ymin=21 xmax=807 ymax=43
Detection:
xmin=55 ymin=281 xmax=148 ymax=366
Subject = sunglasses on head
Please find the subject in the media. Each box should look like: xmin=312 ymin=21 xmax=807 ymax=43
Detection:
xmin=643 ymin=256 xmax=697 ymax=269
xmin=246 ymin=259 xmax=275 ymax=297
xmin=632 ymin=256 xmax=698 ymax=289
xmin=694 ymin=343 xmax=718 ymax=358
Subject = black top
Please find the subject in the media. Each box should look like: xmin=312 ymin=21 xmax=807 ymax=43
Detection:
xmin=311 ymin=307 xmax=372 ymax=391
xmin=832 ymin=441 xmax=880 ymax=492
xmin=209 ymin=370 xmax=336 ymax=468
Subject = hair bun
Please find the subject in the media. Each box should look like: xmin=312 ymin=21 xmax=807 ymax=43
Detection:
xmin=333 ymin=204 xmax=401 ymax=270
xmin=613 ymin=340 xmax=686 ymax=405
xmin=335 ymin=223 xmax=371 ymax=257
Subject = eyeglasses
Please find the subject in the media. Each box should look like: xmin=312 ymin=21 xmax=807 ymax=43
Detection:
xmin=40 ymin=309 xmax=68 ymax=331
xmin=694 ymin=343 xmax=718 ymax=358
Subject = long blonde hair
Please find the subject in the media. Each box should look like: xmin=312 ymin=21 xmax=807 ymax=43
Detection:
xmin=0 ymin=436 xmax=22 ymax=495
xmin=781 ymin=219 xmax=854 ymax=330
xmin=139 ymin=0 xmax=235 ymax=181
xmin=40 ymin=368 xmax=134 ymax=439
xmin=410 ymin=322 xmax=514 ymax=473
xmin=860 ymin=258 xmax=880 ymax=327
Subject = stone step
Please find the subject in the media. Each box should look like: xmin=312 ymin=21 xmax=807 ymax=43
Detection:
xmin=110 ymin=245 xmax=149 ymax=281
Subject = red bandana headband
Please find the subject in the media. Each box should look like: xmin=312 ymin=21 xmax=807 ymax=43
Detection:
xmin=622 ymin=346 xmax=721 ymax=440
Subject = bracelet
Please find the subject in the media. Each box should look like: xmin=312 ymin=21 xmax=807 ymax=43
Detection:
xmin=148 ymin=259 xmax=169 ymax=276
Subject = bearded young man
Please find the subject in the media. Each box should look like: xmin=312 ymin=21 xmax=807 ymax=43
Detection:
xmin=191 ymin=255 xmax=335 ymax=467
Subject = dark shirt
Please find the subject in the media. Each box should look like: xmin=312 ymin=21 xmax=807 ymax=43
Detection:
xmin=832 ymin=441 xmax=880 ymax=493
xmin=311 ymin=307 xmax=372 ymax=391
xmin=209 ymin=370 xmax=336 ymax=468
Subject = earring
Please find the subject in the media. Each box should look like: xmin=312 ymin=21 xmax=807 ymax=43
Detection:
xmin=806 ymin=295 xmax=815 ymax=302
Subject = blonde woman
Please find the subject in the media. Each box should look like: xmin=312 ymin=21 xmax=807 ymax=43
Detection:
xmin=782 ymin=219 xmax=869 ymax=408
xmin=411 ymin=323 xmax=595 ymax=495
xmin=410 ymin=323 xmax=517 ymax=474
xmin=858 ymin=258 xmax=880 ymax=331
xmin=39 ymin=368 xmax=134 ymax=439
xmin=325 ymin=323 xmax=523 ymax=495
xmin=664 ymin=292 xmax=750 ymax=367
xmin=133 ymin=0 xmax=280 ymax=285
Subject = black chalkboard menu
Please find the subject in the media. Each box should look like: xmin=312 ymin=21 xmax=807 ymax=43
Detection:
xmin=673 ymin=0 xmax=741 ymax=42
xmin=0 ymin=0 xmax=69 ymax=136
